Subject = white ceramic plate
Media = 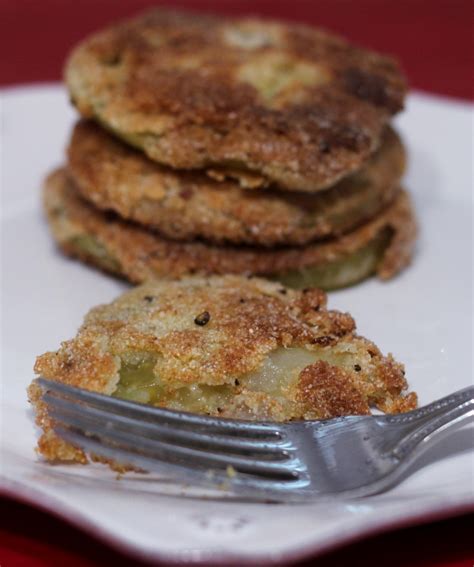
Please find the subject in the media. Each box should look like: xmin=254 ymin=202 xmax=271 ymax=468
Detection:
xmin=1 ymin=85 xmax=473 ymax=565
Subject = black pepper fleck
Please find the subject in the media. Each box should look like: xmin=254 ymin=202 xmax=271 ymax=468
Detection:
xmin=235 ymin=379 xmax=240 ymax=386
xmin=311 ymin=335 xmax=335 ymax=346
xmin=143 ymin=295 xmax=154 ymax=303
xmin=179 ymin=187 xmax=194 ymax=200
xmin=278 ymin=288 xmax=287 ymax=295
xmin=103 ymin=210 xmax=118 ymax=222
xmin=354 ymin=364 xmax=362 ymax=372
xmin=194 ymin=311 xmax=211 ymax=326
xmin=319 ymin=139 xmax=331 ymax=153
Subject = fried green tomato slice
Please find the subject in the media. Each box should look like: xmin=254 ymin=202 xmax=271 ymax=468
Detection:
xmin=44 ymin=169 xmax=417 ymax=290
xmin=29 ymin=275 xmax=417 ymax=464
xmin=65 ymin=8 xmax=406 ymax=192
xmin=68 ymin=121 xmax=404 ymax=246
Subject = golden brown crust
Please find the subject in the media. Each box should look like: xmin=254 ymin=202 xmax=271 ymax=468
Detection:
xmin=297 ymin=361 xmax=370 ymax=419
xmin=28 ymin=381 xmax=88 ymax=464
xmin=68 ymin=121 xmax=405 ymax=246
xmin=30 ymin=275 xmax=417 ymax=463
xmin=65 ymin=8 xmax=407 ymax=192
xmin=44 ymin=168 xmax=417 ymax=283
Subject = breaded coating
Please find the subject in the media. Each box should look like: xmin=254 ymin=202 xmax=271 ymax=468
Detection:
xmin=44 ymin=169 xmax=417 ymax=290
xmin=65 ymin=9 xmax=407 ymax=192
xmin=68 ymin=121 xmax=404 ymax=246
xmin=29 ymin=275 xmax=417 ymax=464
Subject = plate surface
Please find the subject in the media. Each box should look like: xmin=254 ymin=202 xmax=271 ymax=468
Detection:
xmin=1 ymin=85 xmax=473 ymax=564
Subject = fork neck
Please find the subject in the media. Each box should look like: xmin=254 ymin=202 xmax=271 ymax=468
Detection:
xmin=384 ymin=387 xmax=474 ymax=460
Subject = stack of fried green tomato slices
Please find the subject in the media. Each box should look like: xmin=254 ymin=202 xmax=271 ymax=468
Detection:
xmin=43 ymin=8 xmax=416 ymax=290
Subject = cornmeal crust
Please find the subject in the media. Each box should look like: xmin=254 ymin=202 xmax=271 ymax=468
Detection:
xmin=65 ymin=8 xmax=407 ymax=192
xmin=68 ymin=121 xmax=405 ymax=246
xmin=29 ymin=275 xmax=417 ymax=464
xmin=44 ymin=169 xmax=417 ymax=288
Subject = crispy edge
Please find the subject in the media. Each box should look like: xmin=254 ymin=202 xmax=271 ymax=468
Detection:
xmin=68 ymin=121 xmax=405 ymax=246
xmin=43 ymin=169 xmax=417 ymax=283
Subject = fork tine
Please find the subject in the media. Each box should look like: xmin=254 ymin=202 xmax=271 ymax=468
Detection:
xmin=37 ymin=378 xmax=281 ymax=438
xmin=44 ymin=393 xmax=292 ymax=458
xmin=53 ymin=427 xmax=310 ymax=501
xmin=49 ymin=407 xmax=302 ymax=478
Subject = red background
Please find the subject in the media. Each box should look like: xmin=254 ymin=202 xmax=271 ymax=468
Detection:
xmin=1 ymin=1 xmax=473 ymax=566
xmin=1 ymin=0 xmax=473 ymax=99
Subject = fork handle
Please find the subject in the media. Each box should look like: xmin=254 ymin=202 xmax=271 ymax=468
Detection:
xmin=390 ymin=386 xmax=474 ymax=460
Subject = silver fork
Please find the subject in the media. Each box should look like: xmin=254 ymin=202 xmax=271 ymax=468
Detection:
xmin=36 ymin=378 xmax=474 ymax=502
